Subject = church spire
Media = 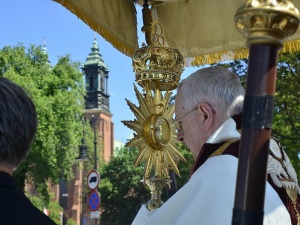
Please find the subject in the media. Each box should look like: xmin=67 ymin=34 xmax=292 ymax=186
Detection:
xmin=41 ymin=37 xmax=51 ymax=67
xmin=83 ymin=37 xmax=108 ymax=71
xmin=91 ymin=36 xmax=99 ymax=54
xmin=82 ymin=36 xmax=110 ymax=112
xmin=42 ymin=37 xmax=47 ymax=55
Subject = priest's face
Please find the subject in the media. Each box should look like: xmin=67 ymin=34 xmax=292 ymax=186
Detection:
xmin=175 ymin=90 xmax=207 ymax=160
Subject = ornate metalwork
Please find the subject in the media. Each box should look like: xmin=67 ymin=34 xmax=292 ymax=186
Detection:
xmin=235 ymin=0 xmax=300 ymax=47
xmin=133 ymin=5 xmax=184 ymax=91
xmin=145 ymin=177 xmax=170 ymax=211
xmin=132 ymin=45 xmax=184 ymax=91
xmin=125 ymin=3 xmax=185 ymax=210
xmin=122 ymin=84 xmax=185 ymax=180
xmin=284 ymin=183 xmax=300 ymax=225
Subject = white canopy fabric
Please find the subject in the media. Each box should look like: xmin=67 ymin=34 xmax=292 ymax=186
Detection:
xmin=54 ymin=0 xmax=300 ymax=66
xmin=54 ymin=0 xmax=139 ymax=57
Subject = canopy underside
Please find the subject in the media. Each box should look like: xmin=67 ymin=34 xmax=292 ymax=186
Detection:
xmin=53 ymin=0 xmax=300 ymax=66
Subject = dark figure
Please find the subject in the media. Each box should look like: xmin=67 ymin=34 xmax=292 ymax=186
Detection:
xmin=0 ymin=77 xmax=56 ymax=225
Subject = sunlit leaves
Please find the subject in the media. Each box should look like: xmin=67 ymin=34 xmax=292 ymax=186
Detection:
xmin=222 ymin=52 xmax=300 ymax=176
xmin=0 ymin=44 xmax=85 ymax=199
xmin=99 ymin=147 xmax=149 ymax=225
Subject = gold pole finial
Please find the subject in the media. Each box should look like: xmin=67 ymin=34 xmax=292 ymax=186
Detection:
xmin=235 ymin=0 xmax=300 ymax=47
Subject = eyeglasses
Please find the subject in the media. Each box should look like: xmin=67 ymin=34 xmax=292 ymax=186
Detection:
xmin=172 ymin=105 xmax=216 ymax=131
xmin=172 ymin=107 xmax=198 ymax=131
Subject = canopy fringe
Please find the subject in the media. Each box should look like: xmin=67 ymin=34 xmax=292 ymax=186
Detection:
xmin=282 ymin=40 xmax=300 ymax=52
xmin=54 ymin=0 xmax=136 ymax=57
xmin=189 ymin=48 xmax=249 ymax=66
xmin=190 ymin=40 xmax=300 ymax=66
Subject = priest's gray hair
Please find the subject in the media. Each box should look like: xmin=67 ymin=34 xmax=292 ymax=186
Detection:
xmin=178 ymin=66 xmax=244 ymax=120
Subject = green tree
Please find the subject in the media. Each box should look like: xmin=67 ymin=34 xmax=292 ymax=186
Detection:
xmin=98 ymin=144 xmax=193 ymax=225
xmin=27 ymin=194 xmax=62 ymax=225
xmin=0 ymin=44 xmax=86 ymax=201
xmin=221 ymin=52 xmax=300 ymax=175
xmin=99 ymin=147 xmax=149 ymax=225
xmin=175 ymin=143 xmax=195 ymax=189
xmin=66 ymin=219 xmax=76 ymax=225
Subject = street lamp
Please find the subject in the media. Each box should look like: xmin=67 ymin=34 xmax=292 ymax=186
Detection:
xmin=76 ymin=140 xmax=89 ymax=161
xmin=74 ymin=116 xmax=89 ymax=225
xmin=76 ymin=116 xmax=89 ymax=161
xmin=76 ymin=113 xmax=101 ymax=225
xmin=76 ymin=113 xmax=101 ymax=164
xmin=89 ymin=114 xmax=100 ymax=171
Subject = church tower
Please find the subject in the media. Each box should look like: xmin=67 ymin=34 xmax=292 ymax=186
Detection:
xmin=82 ymin=38 xmax=114 ymax=162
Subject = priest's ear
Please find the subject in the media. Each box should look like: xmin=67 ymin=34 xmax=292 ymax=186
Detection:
xmin=198 ymin=103 xmax=214 ymax=132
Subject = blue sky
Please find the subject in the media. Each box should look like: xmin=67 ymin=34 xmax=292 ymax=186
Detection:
xmin=0 ymin=0 xmax=198 ymax=143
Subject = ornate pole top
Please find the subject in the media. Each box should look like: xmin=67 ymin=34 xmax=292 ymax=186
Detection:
xmin=235 ymin=0 xmax=300 ymax=47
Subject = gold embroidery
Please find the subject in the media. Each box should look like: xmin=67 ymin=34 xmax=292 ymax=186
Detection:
xmin=209 ymin=139 xmax=239 ymax=158
xmin=269 ymin=138 xmax=300 ymax=224
xmin=285 ymin=182 xmax=300 ymax=225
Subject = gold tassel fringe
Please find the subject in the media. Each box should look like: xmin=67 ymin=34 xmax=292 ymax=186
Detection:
xmin=54 ymin=0 xmax=137 ymax=57
xmin=191 ymin=40 xmax=300 ymax=66
xmin=50 ymin=2 xmax=300 ymax=66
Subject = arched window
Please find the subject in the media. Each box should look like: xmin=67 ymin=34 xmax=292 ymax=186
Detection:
xmin=89 ymin=76 xmax=93 ymax=91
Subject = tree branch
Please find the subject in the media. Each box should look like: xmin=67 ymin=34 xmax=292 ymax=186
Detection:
xmin=272 ymin=129 xmax=300 ymax=143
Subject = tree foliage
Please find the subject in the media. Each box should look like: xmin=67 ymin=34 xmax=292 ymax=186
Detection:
xmin=0 ymin=44 xmax=86 ymax=201
xmin=98 ymin=144 xmax=194 ymax=225
xmin=175 ymin=143 xmax=195 ymax=189
xmin=27 ymin=194 xmax=62 ymax=225
xmin=220 ymin=52 xmax=300 ymax=175
xmin=66 ymin=219 xmax=77 ymax=225
xmin=99 ymin=147 xmax=150 ymax=225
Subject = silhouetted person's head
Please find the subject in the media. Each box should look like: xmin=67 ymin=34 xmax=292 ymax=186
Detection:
xmin=0 ymin=77 xmax=38 ymax=172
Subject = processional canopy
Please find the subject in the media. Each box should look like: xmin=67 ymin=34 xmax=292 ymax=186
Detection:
xmin=54 ymin=0 xmax=300 ymax=213
xmin=54 ymin=0 xmax=300 ymax=66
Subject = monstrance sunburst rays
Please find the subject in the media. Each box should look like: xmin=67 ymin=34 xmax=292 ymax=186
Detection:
xmin=122 ymin=84 xmax=185 ymax=180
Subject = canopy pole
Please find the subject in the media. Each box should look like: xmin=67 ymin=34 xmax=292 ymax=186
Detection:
xmin=232 ymin=44 xmax=278 ymax=225
xmin=232 ymin=1 xmax=299 ymax=225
